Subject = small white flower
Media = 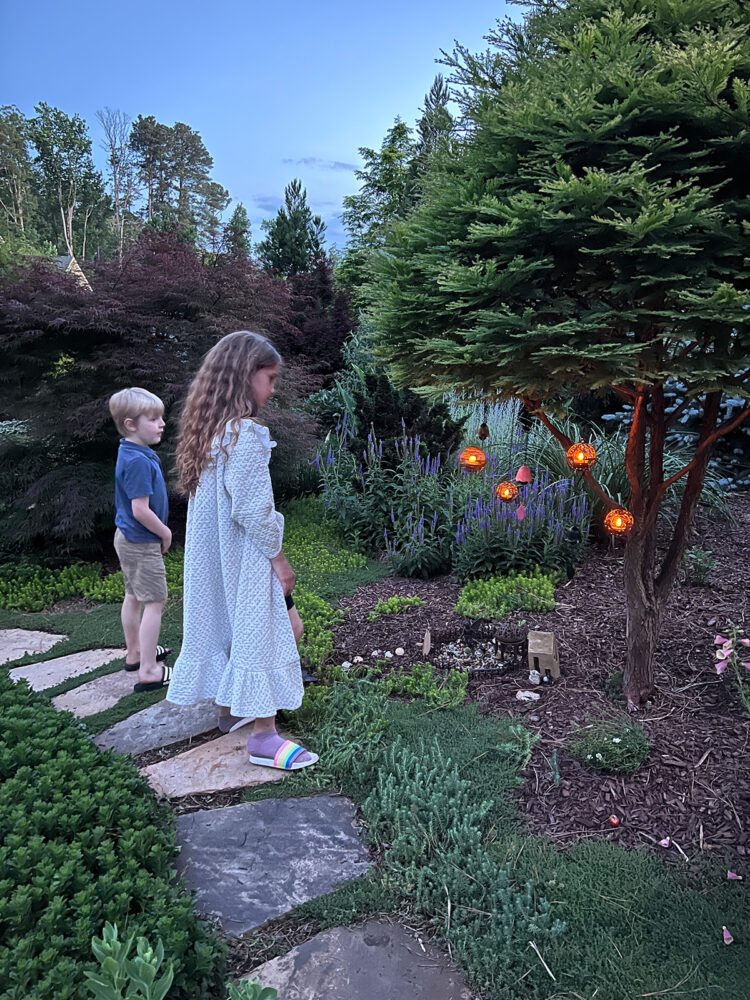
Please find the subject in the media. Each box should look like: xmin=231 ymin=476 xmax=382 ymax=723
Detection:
xmin=612 ymin=738 xmax=621 ymax=744
xmin=595 ymin=753 xmax=603 ymax=759
xmin=587 ymin=754 xmax=593 ymax=760
xmin=384 ymin=651 xmax=393 ymax=659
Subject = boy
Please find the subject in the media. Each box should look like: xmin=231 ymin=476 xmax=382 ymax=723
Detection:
xmin=108 ymin=387 xmax=172 ymax=692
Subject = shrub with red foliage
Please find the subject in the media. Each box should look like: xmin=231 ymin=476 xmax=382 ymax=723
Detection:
xmin=0 ymin=234 xmax=319 ymax=557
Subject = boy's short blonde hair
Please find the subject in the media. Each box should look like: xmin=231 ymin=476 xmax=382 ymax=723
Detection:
xmin=109 ymin=387 xmax=164 ymax=436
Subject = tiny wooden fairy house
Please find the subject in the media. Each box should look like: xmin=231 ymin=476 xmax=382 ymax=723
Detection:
xmin=527 ymin=630 xmax=560 ymax=679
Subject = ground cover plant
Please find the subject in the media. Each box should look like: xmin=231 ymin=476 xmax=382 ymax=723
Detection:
xmin=454 ymin=569 xmax=557 ymax=620
xmin=567 ymin=718 xmax=651 ymax=775
xmin=367 ymin=594 xmax=424 ymax=621
xmin=0 ymin=673 xmax=225 ymax=1000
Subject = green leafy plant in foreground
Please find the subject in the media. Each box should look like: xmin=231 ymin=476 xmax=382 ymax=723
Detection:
xmin=85 ymin=922 xmax=173 ymax=1000
xmin=568 ymin=719 xmax=651 ymax=775
xmin=682 ymin=546 xmax=716 ymax=586
xmin=455 ymin=568 xmax=557 ymax=620
xmin=367 ymin=594 xmax=424 ymax=621
xmin=376 ymin=661 xmax=467 ymax=706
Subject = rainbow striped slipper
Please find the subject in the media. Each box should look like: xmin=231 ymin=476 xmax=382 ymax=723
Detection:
xmin=248 ymin=739 xmax=319 ymax=771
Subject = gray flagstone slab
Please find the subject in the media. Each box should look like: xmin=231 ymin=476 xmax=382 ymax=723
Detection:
xmin=176 ymin=796 xmax=370 ymax=935
xmin=0 ymin=628 xmax=66 ymax=665
xmin=246 ymin=919 xmax=476 ymax=1000
xmin=94 ymin=698 xmax=217 ymax=756
xmin=9 ymin=648 xmax=123 ymax=691
xmin=52 ymin=669 xmax=135 ymax=717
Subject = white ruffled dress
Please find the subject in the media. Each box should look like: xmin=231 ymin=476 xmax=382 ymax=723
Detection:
xmin=167 ymin=420 xmax=303 ymax=718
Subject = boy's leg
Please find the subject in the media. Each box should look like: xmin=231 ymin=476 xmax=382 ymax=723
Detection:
xmin=121 ymin=594 xmax=142 ymax=667
xmin=138 ymin=599 xmax=167 ymax=684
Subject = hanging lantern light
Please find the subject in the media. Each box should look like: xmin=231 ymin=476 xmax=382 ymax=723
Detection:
xmin=459 ymin=447 xmax=487 ymax=473
xmin=604 ymin=507 xmax=634 ymax=536
xmin=496 ymin=481 xmax=519 ymax=503
xmin=566 ymin=442 xmax=597 ymax=471
xmin=515 ymin=464 xmax=533 ymax=483
xmin=477 ymin=422 xmax=490 ymax=441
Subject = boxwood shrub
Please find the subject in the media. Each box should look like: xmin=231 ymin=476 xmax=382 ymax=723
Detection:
xmin=0 ymin=673 xmax=225 ymax=999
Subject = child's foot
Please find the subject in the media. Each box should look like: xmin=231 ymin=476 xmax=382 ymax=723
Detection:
xmin=125 ymin=645 xmax=171 ymax=672
xmin=218 ymin=713 xmax=255 ymax=734
xmin=246 ymin=731 xmax=318 ymax=770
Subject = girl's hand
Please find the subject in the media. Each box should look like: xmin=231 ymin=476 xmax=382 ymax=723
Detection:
xmin=271 ymin=552 xmax=295 ymax=595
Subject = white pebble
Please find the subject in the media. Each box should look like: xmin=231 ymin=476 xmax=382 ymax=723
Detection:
xmin=384 ymin=651 xmax=393 ymax=659
xmin=353 ymin=656 xmax=363 ymax=663
xmin=395 ymin=647 xmax=405 ymax=656
xmin=341 ymin=661 xmax=352 ymax=669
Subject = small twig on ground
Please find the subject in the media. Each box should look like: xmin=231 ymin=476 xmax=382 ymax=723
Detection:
xmin=528 ymin=940 xmax=556 ymax=981
xmin=443 ymin=885 xmax=452 ymax=961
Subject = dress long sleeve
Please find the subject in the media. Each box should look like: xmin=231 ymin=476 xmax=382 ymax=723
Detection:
xmin=223 ymin=424 xmax=284 ymax=559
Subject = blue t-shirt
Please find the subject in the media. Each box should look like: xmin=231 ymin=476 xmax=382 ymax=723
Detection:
xmin=114 ymin=440 xmax=169 ymax=543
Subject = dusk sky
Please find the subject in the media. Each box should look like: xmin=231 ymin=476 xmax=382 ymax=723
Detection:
xmin=1 ymin=1 xmax=512 ymax=249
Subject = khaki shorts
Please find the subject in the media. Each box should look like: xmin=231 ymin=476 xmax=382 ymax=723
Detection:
xmin=114 ymin=529 xmax=168 ymax=603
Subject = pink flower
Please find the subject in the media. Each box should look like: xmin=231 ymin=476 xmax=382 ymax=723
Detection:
xmin=516 ymin=503 xmax=526 ymax=522
xmin=714 ymin=635 xmax=728 ymax=644
xmin=515 ymin=465 xmax=533 ymax=483
xmin=716 ymin=661 xmax=727 ymax=675
xmin=659 ymin=837 xmax=671 ymax=848
xmin=740 ymin=638 xmax=750 ymax=647
xmin=727 ymin=871 xmax=743 ymax=881
xmin=722 ymin=926 xmax=733 ymax=945
xmin=743 ymin=663 xmax=750 ymax=671
xmin=716 ymin=648 xmax=731 ymax=659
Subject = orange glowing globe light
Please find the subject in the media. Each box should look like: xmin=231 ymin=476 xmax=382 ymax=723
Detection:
xmin=459 ymin=447 xmax=487 ymax=473
xmin=604 ymin=507 xmax=635 ymax=536
xmin=566 ymin=442 xmax=598 ymax=471
xmin=495 ymin=481 xmax=519 ymax=503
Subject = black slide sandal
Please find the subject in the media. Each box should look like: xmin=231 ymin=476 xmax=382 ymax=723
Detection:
xmin=134 ymin=661 xmax=173 ymax=692
xmin=125 ymin=645 xmax=171 ymax=672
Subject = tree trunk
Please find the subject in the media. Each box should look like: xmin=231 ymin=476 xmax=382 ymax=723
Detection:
xmin=622 ymin=519 xmax=660 ymax=708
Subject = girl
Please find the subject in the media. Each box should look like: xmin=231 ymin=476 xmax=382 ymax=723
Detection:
xmin=168 ymin=330 xmax=317 ymax=770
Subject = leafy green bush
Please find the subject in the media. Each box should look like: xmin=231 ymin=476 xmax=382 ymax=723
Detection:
xmin=568 ymin=719 xmax=651 ymax=775
xmin=367 ymin=594 xmax=424 ymax=622
xmin=455 ymin=568 xmax=557 ymax=620
xmin=0 ymin=673 xmax=225 ymax=1000
xmin=294 ymin=586 xmax=343 ymax=671
xmin=376 ymin=661 xmax=467 ymax=707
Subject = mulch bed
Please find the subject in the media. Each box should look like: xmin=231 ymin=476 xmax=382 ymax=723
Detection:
xmin=331 ymin=492 xmax=750 ymax=863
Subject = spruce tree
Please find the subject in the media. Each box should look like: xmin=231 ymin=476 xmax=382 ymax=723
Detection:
xmin=372 ymin=0 xmax=750 ymax=707
xmin=256 ymin=178 xmax=326 ymax=276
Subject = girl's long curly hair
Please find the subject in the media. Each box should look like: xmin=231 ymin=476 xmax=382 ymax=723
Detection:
xmin=177 ymin=330 xmax=281 ymax=496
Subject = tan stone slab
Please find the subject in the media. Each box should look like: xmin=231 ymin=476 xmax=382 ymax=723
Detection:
xmin=52 ymin=668 xmax=135 ymax=717
xmin=0 ymin=628 xmax=66 ymax=665
xmin=141 ymin=730 xmax=288 ymax=798
xmin=9 ymin=648 xmax=124 ymax=691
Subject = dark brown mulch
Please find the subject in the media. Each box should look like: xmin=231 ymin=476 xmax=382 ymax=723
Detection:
xmin=133 ymin=727 xmax=227 ymax=769
xmin=331 ymin=492 xmax=750 ymax=862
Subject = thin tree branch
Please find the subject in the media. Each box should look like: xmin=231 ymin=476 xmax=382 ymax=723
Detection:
xmin=659 ymin=406 xmax=750 ymax=493
xmin=521 ymin=398 xmax=617 ymax=510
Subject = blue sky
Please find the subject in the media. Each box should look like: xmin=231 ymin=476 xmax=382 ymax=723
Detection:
xmin=1 ymin=0 xmax=511 ymax=249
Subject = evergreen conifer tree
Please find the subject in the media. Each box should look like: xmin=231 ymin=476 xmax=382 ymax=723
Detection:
xmin=372 ymin=0 xmax=750 ymax=707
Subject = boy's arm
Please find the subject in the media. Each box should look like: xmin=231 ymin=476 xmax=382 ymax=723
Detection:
xmin=131 ymin=497 xmax=172 ymax=553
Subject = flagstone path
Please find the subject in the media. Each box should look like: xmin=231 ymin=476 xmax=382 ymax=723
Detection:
xmin=4 ymin=627 xmax=476 ymax=998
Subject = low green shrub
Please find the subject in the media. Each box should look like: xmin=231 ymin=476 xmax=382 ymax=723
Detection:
xmin=682 ymin=546 xmax=716 ymax=586
xmin=282 ymin=497 xmax=370 ymax=599
xmin=0 ymin=561 xmax=101 ymax=612
xmin=455 ymin=568 xmax=557 ymax=620
xmin=294 ymin=586 xmax=343 ymax=671
xmin=567 ymin=719 xmax=651 ymax=774
xmin=0 ymin=673 xmax=225 ymax=1000
xmin=376 ymin=661 xmax=467 ymax=707
xmin=367 ymin=594 xmax=424 ymax=621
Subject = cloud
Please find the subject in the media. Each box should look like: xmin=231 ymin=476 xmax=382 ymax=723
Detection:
xmin=253 ymin=194 xmax=283 ymax=212
xmin=282 ymin=157 xmax=358 ymax=172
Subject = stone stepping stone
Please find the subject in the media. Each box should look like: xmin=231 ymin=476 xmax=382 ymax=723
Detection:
xmin=140 ymin=729 xmax=287 ymax=798
xmin=52 ymin=669 xmax=135 ymax=718
xmin=94 ymin=698 xmax=217 ymax=756
xmin=9 ymin=647 xmax=123 ymax=692
xmin=176 ymin=796 xmax=370 ymax=935
xmin=246 ymin=919 xmax=476 ymax=999
xmin=0 ymin=628 xmax=66 ymax=665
